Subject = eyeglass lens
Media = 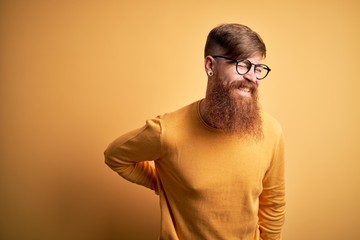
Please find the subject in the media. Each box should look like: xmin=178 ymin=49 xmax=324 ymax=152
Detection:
xmin=237 ymin=60 xmax=269 ymax=80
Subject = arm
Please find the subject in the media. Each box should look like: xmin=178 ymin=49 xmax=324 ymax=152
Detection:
xmin=104 ymin=118 xmax=163 ymax=192
xmin=258 ymin=133 xmax=286 ymax=240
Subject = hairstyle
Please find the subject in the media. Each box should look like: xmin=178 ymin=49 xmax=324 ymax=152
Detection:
xmin=204 ymin=23 xmax=266 ymax=60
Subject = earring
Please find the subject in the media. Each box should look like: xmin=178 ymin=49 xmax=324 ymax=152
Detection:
xmin=208 ymin=71 xmax=213 ymax=76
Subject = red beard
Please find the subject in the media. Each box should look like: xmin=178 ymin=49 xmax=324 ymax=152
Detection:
xmin=203 ymin=79 xmax=263 ymax=140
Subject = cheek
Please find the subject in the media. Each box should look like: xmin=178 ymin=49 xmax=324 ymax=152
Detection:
xmin=215 ymin=66 xmax=237 ymax=79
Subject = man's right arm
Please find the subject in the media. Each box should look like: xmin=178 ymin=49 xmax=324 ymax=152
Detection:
xmin=104 ymin=118 xmax=163 ymax=192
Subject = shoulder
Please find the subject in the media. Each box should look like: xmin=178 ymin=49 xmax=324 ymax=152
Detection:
xmin=147 ymin=101 xmax=200 ymax=152
xmin=144 ymin=100 xmax=201 ymax=134
xmin=261 ymin=111 xmax=283 ymax=138
xmin=158 ymin=100 xmax=200 ymax=124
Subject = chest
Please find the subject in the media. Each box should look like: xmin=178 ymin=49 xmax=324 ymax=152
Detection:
xmin=158 ymin=134 xmax=273 ymax=198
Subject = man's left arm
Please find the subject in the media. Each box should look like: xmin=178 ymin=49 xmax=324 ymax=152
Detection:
xmin=258 ymin=133 xmax=286 ymax=240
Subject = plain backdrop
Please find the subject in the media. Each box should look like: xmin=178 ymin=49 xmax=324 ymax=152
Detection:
xmin=1 ymin=0 xmax=360 ymax=239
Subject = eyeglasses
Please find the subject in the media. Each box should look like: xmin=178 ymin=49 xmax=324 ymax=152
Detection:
xmin=212 ymin=55 xmax=271 ymax=80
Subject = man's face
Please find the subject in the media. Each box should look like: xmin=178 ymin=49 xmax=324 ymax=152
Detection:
xmin=211 ymin=54 xmax=263 ymax=99
xmin=203 ymin=54 xmax=264 ymax=139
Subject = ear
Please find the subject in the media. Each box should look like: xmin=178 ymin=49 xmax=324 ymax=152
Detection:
xmin=204 ymin=56 xmax=215 ymax=75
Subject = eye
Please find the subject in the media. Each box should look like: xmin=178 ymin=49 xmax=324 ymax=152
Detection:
xmin=236 ymin=60 xmax=252 ymax=74
xmin=255 ymin=66 xmax=263 ymax=74
xmin=238 ymin=62 xmax=247 ymax=68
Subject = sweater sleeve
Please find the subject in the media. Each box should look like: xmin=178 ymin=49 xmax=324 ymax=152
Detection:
xmin=104 ymin=118 xmax=163 ymax=193
xmin=258 ymin=132 xmax=286 ymax=240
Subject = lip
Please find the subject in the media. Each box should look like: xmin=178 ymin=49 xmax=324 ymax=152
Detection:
xmin=239 ymin=87 xmax=251 ymax=92
xmin=234 ymin=87 xmax=252 ymax=97
xmin=228 ymin=80 xmax=257 ymax=97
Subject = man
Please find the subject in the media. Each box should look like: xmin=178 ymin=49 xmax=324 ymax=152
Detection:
xmin=105 ymin=23 xmax=285 ymax=240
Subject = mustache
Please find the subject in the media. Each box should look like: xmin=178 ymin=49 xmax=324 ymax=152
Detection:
xmin=228 ymin=80 xmax=258 ymax=93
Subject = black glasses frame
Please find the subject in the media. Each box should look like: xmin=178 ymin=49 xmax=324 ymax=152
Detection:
xmin=212 ymin=55 xmax=271 ymax=80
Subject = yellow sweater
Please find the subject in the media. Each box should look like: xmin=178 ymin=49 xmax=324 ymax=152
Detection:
xmin=105 ymin=100 xmax=285 ymax=240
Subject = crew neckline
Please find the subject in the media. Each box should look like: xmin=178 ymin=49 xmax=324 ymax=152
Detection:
xmin=196 ymin=99 xmax=224 ymax=133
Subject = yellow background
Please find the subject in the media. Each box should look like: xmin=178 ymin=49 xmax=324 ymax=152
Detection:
xmin=1 ymin=0 xmax=360 ymax=239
